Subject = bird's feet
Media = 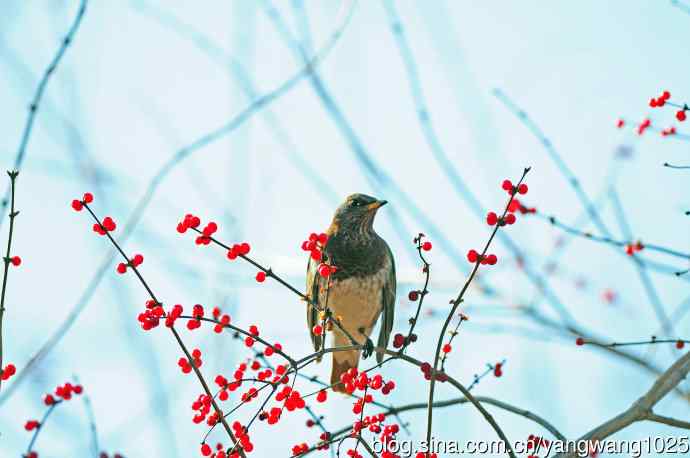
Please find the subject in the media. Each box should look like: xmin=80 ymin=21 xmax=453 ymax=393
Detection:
xmin=362 ymin=338 xmax=374 ymax=359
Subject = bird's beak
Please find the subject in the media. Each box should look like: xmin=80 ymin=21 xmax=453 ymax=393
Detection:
xmin=367 ymin=200 xmax=388 ymax=211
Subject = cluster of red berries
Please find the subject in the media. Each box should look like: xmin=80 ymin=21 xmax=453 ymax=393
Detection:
xmin=178 ymin=348 xmax=203 ymax=374
xmin=200 ymin=442 xmax=232 ymax=458
xmin=661 ymin=126 xmax=677 ymax=136
xmin=392 ymin=332 xmax=417 ymax=349
xmin=136 ymin=300 xmax=166 ymax=331
xmin=116 ymin=254 xmax=143 ymax=274
xmin=625 ymin=241 xmax=644 ymax=256
xmin=1 ymin=363 xmax=16 ymax=381
xmin=70 ymin=192 xmax=93 ymax=211
xmin=420 ymin=362 xmax=447 ymax=382
xmin=191 ymin=393 xmax=214 ymax=425
xmin=637 ymin=118 xmax=652 ymax=135
xmin=54 ymin=382 xmax=83 ymax=400
xmin=93 ymin=216 xmax=116 ymax=235
xmin=301 ymin=232 xmax=328 ymax=260
xmin=177 ymin=213 xmax=201 ymax=233
xmin=211 ymin=306 xmax=232 ymax=333
xmin=486 ymin=211 xmax=516 ymax=227
xmin=339 ymin=368 xmax=396 ymax=395
xmin=194 ymin=222 xmax=218 ymax=245
xmin=243 ymin=324 xmax=261 ymax=347
xmin=187 ymin=304 xmax=207 ymax=330
xmin=230 ymin=421 xmax=254 ymax=454
xmin=352 ymin=412 xmax=386 ymax=435
xmin=649 ymin=90 xmax=671 ymax=108
xmin=227 ymin=242 xmax=251 ymax=260
xmin=467 ymin=249 xmax=498 ymax=266
xmin=275 ymin=386 xmax=306 ymax=411
xmin=301 ymin=232 xmax=337 ymax=278
xmin=292 ymin=443 xmax=310 ymax=456
xmin=501 ymin=179 xmax=528 ymax=196
xmin=24 ymin=419 xmax=40 ymax=431
xmin=26 ymin=383 xmax=84 ymax=431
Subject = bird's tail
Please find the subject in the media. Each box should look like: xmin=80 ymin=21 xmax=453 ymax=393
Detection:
xmin=331 ymin=349 xmax=360 ymax=393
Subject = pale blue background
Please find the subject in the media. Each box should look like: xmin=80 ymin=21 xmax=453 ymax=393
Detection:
xmin=0 ymin=1 xmax=689 ymax=457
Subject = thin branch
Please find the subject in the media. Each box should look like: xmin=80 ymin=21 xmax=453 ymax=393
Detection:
xmin=0 ymin=170 xmax=19 ymax=392
xmin=0 ymin=0 xmax=88 ymax=229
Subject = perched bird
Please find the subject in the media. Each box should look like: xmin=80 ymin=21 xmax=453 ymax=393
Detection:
xmin=306 ymin=193 xmax=396 ymax=392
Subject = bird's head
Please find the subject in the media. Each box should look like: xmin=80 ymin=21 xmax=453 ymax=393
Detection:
xmin=331 ymin=193 xmax=387 ymax=235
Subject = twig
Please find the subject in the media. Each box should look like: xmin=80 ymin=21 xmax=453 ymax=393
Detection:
xmin=0 ymin=171 xmax=19 ymax=392
xmin=425 ymin=168 xmax=531 ymax=458
xmin=0 ymin=0 xmax=88 ymax=229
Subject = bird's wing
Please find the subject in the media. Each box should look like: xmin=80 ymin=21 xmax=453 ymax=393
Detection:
xmin=376 ymin=245 xmax=396 ymax=363
xmin=306 ymin=256 xmax=323 ymax=352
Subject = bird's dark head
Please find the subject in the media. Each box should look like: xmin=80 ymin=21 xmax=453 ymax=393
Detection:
xmin=331 ymin=193 xmax=387 ymax=236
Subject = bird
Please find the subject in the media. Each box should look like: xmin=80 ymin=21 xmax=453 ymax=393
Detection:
xmin=306 ymin=193 xmax=396 ymax=393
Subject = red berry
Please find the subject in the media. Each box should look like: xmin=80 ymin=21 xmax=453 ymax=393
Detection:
xmin=316 ymin=390 xmax=327 ymax=403
xmin=421 ymin=241 xmax=432 ymax=251
xmin=517 ymin=184 xmax=528 ymax=194
xmin=616 ymin=119 xmax=624 ymax=128
xmin=649 ymin=98 xmax=658 ymax=108
xmin=255 ymin=271 xmax=266 ymax=283
xmin=677 ymin=341 xmax=685 ymax=350
xmin=662 ymin=90 xmax=671 ymax=100
xmin=486 ymin=212 xmax=498 ymax=226
xmin=312 ymin=325 xmax=323 ymax=336
xmin=576 ymin=337 xmax=585 ymax=346
xmin=102 ymin=217 xmax=116 ymax=232
xmin=501 ymin=180 xmax=513 ymax=191
xmin=442 ymin=344 xmax=452 ymax=353
xmin=318 ymin=264 xmax=332 ymax=278
xmin=677 ymin=110 xmax=687 ymax=122
xmin=71 ymin=199 xmax=83 ymax=211
xmin=10 ymin=256 xmax=21 ymax=266
xmin=467 ymin=249 xmax=479 ymax=263
xmin=132 ymin=254 xmax=144 ymax=266
xmin=485 ymin=254 xmax=497 ymax=265
xmin=504 ymin=213 xmax=516 ymax=225
xmin=116 ymin=263 xmax=127 ymax=274
xmin=201 ymin=443 xmax=212 ymax=456
xmin=408 ymin=290 xmax=419 ymax=301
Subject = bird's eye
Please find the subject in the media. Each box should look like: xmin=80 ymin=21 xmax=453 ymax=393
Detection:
xmin=350 ymin=199 xmax=362 ymax=207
